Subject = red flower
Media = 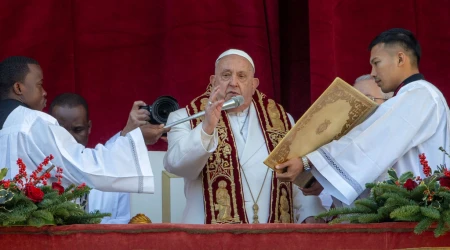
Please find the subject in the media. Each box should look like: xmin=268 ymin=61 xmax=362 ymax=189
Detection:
xmin=403 ymin=179 xmax=418 ymax=191
xmin=440 ymin=177 xmax=450 ymax=189
xmin=52 ymin=182 xmax=65 ymax=195
xmin=24 ymin=185 xmax=44 ymax=203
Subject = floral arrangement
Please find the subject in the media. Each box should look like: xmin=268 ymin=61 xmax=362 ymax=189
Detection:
xmin=316 ymin=148 xmax=450 ymax=237
xmin=0 ymin=155 xmax=110 ymax=227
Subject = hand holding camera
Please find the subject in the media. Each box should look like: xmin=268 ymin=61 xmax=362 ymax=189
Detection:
xmin=121 ymin=96 xmax=179 ymax=144
xmin=121 ymin=100 xmax=151 ymax=136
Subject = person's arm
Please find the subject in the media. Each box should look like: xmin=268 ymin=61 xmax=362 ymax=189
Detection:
xmin=24 ymin=117 xmax=154 ymax=193
xmin=279 ymin=85 xmax=444 ymax=204
xmin=164 ymin=86 xmax=224 ymax=180
xmin=163 ymin=109 xmax=218 ymax=180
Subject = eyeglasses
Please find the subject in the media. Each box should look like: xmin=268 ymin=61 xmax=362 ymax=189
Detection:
xmin=367 ymin=96 xmax=388 ymax=102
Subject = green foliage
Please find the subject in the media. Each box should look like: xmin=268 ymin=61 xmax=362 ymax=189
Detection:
xmin=317 ymin=167 xmax=450 ymax=237
xmin=0 ymin=184 xmax=110 ymax=227
xmin=0 ymin=188 xmax=14 ymax=205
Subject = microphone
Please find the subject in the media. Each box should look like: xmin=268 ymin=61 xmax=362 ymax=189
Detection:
xmin=164 ymin=95 xmax=245 ymax=128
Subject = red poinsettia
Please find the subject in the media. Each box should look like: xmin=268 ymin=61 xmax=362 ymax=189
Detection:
xmin=403 ymin=179 xmax=418 ymax=191
xmin=24 ymin=184 xmax=44 ymax=203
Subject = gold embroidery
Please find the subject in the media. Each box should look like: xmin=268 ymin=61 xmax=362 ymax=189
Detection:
xmin=316 ymin=119 xmax=331 ymax=135
xmin=214 ymin=180 xmax=233 ymax=222
xmin=268 ymin=99 xmax=285 ymax=131
xmin=279 ymin=188 xmax=291 ymax=223
xmin=190 ymin=88 xmax=294 ymax=224
xmin=206 ymin=117 xmax=242 ymax=224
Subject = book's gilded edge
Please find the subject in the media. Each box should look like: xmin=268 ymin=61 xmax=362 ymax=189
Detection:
xmin=264 ymin=77 xmax=377 ymax=171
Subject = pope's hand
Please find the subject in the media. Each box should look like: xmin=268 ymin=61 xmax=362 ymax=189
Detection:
xmin=121 ymin=101 xmax=151 ymax=136
xmin=202 ymin=86 xmax=225 ymax=135
xmin=140 ymin=124 xmax=171 ymax=145
xmin=275 ymin=157 xmax=304 ymax=182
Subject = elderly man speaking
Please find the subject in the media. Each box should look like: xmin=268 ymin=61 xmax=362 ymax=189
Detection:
xmin=164 ymin=49 xmax=326 ymax=224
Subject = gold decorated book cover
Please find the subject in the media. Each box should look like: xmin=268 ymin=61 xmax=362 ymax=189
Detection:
xmin=264 ymin=77 xmax=378 ymax=187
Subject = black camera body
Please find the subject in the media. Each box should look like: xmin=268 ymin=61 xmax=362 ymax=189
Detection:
xmin=139 ymin=96 xmax=179 ymax=125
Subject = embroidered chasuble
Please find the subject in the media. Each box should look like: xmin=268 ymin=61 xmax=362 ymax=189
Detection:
xmin=186 ymin=87 xmax=294 ymax=224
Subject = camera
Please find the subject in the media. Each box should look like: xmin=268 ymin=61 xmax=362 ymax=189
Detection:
xmin=139 ymin=96 xmax=179 ymax=125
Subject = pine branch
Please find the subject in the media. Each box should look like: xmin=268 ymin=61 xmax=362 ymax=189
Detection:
xmin=328 ymin=214 xmax=361 ymax=224
xmin=414 ymin=217 xmax=435 ymax=234
xmin=354 ymin=199 xmax=379 ymax=212
xmin=390 ymin=205 xmax=421 ymax=221
xmin=420 ymin=206 xmax=441 ymax=220
xmin=357 ymin=213 xmax=384 ymax=223
xmin=434 ymin=219 xmax=449 ymax=237
xmin=409 ymin=185 xmax=427 ymax=201
xmin=377 ymin=183 xmax=411 ymax=196
xmin=316 ymin=206 xmax=367 ymax=219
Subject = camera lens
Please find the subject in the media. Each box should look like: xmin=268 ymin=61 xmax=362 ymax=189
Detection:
xmin=150 ymin=96 xmax=179 ymax=124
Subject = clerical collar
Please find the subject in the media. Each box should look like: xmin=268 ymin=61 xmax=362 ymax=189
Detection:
xmin=0 ymin=99 xmax=29 ymax=129
xmin=393 ymin=73 xmax=425 ymax=96
xmin=227 ymin=107 xmax=250 ymax=117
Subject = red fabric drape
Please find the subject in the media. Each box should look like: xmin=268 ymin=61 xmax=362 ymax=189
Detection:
xmin=2 ymin=0 xmax=450 ymax=149
xmin=1 ymin=223 xmax=450 ymax=250
xmin=0 ymin=0 xmax=281 ymax=150
xmin=308 ymin=0 xmax=450 ymax=102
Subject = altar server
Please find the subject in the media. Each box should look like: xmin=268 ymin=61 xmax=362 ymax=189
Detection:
xmin=0 ymin=56 xmax=169 ymax=193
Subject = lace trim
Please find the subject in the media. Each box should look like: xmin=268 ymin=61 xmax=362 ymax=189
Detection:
xmin=127 ymin=133 xmax=143 ymax=193
xmin=318 ymin=148 xmax=363 ymax=194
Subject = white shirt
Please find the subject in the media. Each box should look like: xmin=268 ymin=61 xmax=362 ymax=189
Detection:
xmin=0 ymin=105 xmax=154 ymax=193
xmin=164 ymin=102 xmax=327 ymax=223
xmin=308 ymin=80 xmax=450 ymax=205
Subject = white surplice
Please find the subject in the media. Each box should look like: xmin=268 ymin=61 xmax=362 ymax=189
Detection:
xmin=86 ymin=132 xmax=131 ymax=224
xmin=0 ymin=105 xmax=154 ymax=193
xmin=88 ymin=189 xmax=131 ymax=224
xmin=308 ymin=80 xmax=450 ymax=205
xmin=164 ymin=102 xmax=327 ymax=224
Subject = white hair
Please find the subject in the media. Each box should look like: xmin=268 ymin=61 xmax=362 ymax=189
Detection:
xmin=354 ymin=74 xmax=393 ymax=99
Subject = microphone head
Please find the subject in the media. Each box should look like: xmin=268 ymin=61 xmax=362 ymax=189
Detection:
xmin=232 ymin=95 xmax=245 ymax=106
xmin=222 ymin=95 xmax=245 ymax=110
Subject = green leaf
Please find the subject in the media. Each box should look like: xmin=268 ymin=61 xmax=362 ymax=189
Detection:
xmin=399 ymin=172 xmax=414 ymax=183
xmin=388 ymin=168 xmax=399 ymax=181
xmin=0 ymin=189 xmax=14 ymax=205
xmin=0 ymin=168 xmax=8 ymax=180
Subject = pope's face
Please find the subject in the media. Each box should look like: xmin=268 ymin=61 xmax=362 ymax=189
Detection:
xmin=210 ymin=55 xmax=259 ymax=112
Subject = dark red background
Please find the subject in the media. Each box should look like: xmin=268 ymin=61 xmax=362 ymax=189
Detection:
xmin=1 ymin=0 xmax=449 ymax=149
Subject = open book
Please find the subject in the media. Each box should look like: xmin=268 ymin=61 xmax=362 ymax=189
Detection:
xmin=264 ymin=77 xmax=378 ymax=187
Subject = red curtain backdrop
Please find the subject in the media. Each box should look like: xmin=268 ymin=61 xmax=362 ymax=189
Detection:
xmin=1 ymin=0 xmax=450 ymax=149
xmin=308 ymin=0 xmax=450 ymax=101
xmin=0 ymin=0 xmax=281 ymax=150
